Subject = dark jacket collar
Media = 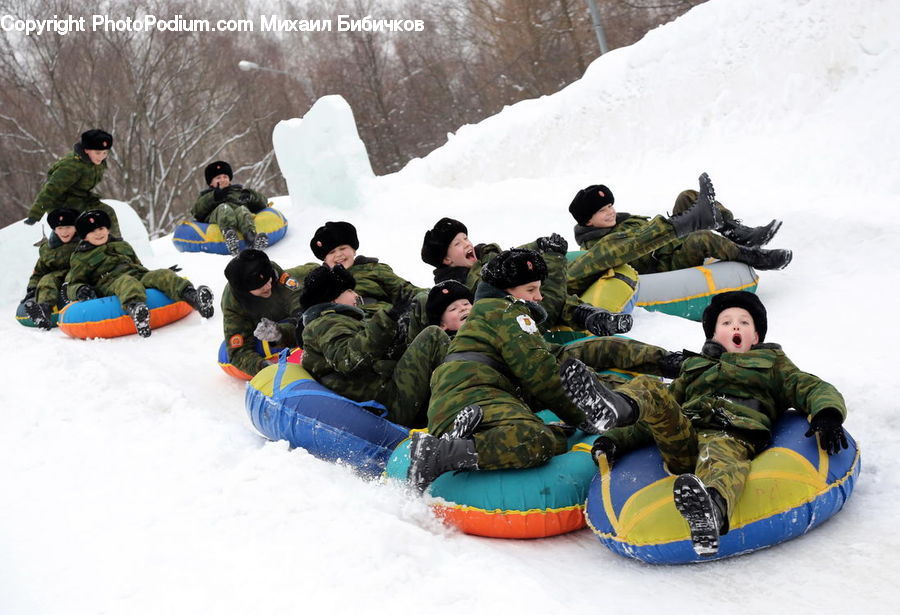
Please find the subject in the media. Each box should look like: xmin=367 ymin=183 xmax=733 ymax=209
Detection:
xmin=701 ymin=340 xmax=782 ymax=358
xmin=433 ymin=265 xmax=469 ymax=285
xmin=75 ymin=237 xmax=122 ymax=252
xmin=199 ymin=183 xmax=244 ymax=196
xmin=353 ymin=254 xmax=379 ymax=266
xmin=573 ymin=212 xmax=633 ymax=245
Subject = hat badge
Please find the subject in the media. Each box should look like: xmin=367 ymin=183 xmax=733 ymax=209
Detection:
xmin=102 ymin=140 xmax=108 ymax=147
xmin=598 ymin=190 xmax=605 ymax=197
xmin=526 ymin=261 xmax=533 ymax=270
xmin=441 ymin=288 xmax=449 ymax=294
xmin=316 ymin=241 xmax=322 ymax=247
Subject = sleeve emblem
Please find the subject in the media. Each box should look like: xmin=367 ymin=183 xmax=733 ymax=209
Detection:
xmin=516 ymin=314 xmax=538 ymax=334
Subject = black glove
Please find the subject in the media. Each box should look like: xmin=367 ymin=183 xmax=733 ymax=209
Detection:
xmin=168 ymin=264 xmax=183 ymax=273
xmin=75 ymin=285 xmax=98 ymax=301
xmin=24 ymin=287 xmax=37 ymax=302
xmin=213 ymin=186 xmax=232 ymax=204
xmin=591 ymin=437 xmax=617 ymax=466
xmin=659 ymin=351 xmax=684 ymax=379
xmin=536 ymin=233 xmax=568 ymax=254
xmin=805 ymin=408 xmax=848 ymax=455
xmin=24 ymin=217 xmax=39 ymax=226
xmin=236 ymin=189 xmax=253 ymax=206
xmin=386 ymin=291 xmax=416 ymax=322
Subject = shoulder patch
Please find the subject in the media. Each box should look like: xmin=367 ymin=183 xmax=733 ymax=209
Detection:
xmin=516 ymin=313 xmax=538 ymax=334
xmin=229 ymin=334 xmax=244 ymax=349
xmin=279 ymin=272 xmax=300 ymax=289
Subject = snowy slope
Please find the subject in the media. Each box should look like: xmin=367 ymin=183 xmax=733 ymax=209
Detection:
xmin=2 ymin=1 xmax=899 ymax=613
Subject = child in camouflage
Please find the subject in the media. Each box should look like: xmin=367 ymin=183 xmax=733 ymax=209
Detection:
xmin=64 ymin=209 xmax=215 ymax=338
xmin=191 ymin=161 xmax=270 ymax=255
xmin=23 ymin=208 xmax=81 ymax=329
xmin=559 ymin=291 xmax=849 ymax=556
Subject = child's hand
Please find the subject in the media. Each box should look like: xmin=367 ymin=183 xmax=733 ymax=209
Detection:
xmin=805 ymin=408 xmax=848 ymax=455
xmin=591 ymin=437 xmax=617 ymax=467
xmin=253 ymin=318 xmax=282 ymax=343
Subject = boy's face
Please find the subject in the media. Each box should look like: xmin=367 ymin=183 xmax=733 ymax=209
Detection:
xmin=334 ymin=289 xmax=360 ymax=306
xmin=85 ymin=226 xmax=110 ymax=246
xmin=84 ymin=149 xmax=108 ymax=165
xmin=54 ymin=225 xmax=76 ymax=243
xmin=586 ymin=204 xmax=617 ymax=228
xmin=712 ymin=307 xmax=759 ymax=353
xmin=506 ymin=280 xmax=542 ymax=302
xmin=439 ymin=298 xmax=472 ymax=332
xmin=324 ymin=244 xmax=357 ymax=269
xmin=249 ymin=278 xmax=274 ymax=298
xmin=209 ymin=174 xmax=231 ymax=189
xmin=442 ymin=232 xmax=476 ymax=268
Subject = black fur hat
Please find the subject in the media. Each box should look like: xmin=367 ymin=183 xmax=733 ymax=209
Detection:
xmin=421 ymin=217 xmax=468 ymax=267
xmin=204 ymin=160 xmax=233 ymax=186
xmin=310 ymin=221 xmax=359 ymax=260
xmin=569 ymin=184 xmax=614 ymax=225
xmin=300 ymin=264 xmax=356 ymax=309
xmin=702 ymin=291 xmax=768 ymax=342
xmin=75 ymin=209 xmax=112 ymax=237
xmin=47 ymin=208 xmax=79 ymax=229
xmin=224 ymin=249 xmax=276 ymax=293
xmin=481 ymin=248 xmax=547 ymax=290
xmin=81 ymin=129 xmax=113 ymax=151
xmin=426 ymin=280 xmax=474 ymax=325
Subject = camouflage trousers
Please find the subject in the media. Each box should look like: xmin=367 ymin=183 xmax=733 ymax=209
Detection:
xmin=616 ymin=375 xmax=755 ymax=521
xmin=557 ymin=336 xmax=668 ymax=379
xmin=97 ymin=269 xmax=191 ymax=310
xmin=208 ymin=203 xmax=257 ymax=237
xmin=375 ymin=325 xmax=450 ymax=429
xmin=35 ymin=271 xmax=67 ymax=306
xmin=567 ymin=216 xmax=676 ymax=295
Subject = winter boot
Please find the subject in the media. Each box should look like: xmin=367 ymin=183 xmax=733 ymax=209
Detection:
xmin=572 ymin=304 xmax=633 ymax=337
xmin=181 ymin=285 xmax=215 ymax=319
xmin=127 ymin=302 xmax=152 ymax=338
xmin=673 ymin=474 xmax=727 ymax=557
xmin=559 ymin=358 xmax=638 ymax=433
xmin=253 ymin=232 xmax=269 ymax=250
xmin=24 ymin=299 xmax=52 ymax=330
xmin=735 ymin=246 xmax=793 ymax=270
xmin=721 ymin=218 xmax=782 ymax=247
xmin=443 ymin=404 xmax=483 ymax=440
xmin=223 ymin=228 xmax=241 ymax=256
xmin=668 ymin=172 xmax=723 ymax=238
xmin=408 ymin=433 xmax=479 ymax=493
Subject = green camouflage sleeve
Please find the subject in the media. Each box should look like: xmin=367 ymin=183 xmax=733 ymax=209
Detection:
xmin=64 ymin=250 xmax=94 ymax=297
xmin=372 ymin=263 xmax=427 ymax=306
xmin=191 ymin=192 xmax=218 ymax=222
xmin=241 ymin=188 xmax=268 ymax=213
xmin=27 ymin=160 xmax=80 ymax=220
xmin=27 ymin=244 xmax=51 ymax=289
xmin=775 ymin=354 xmax=848 ymax=421
xmin=318 ymin=309 xmax=399 ymax=375
xmin=223 ymin=301 xmax=269 ymax=377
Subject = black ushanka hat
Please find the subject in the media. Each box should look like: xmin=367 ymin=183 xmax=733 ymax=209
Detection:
xmin=568 ymin=184 xmax=614 ymax=225
xmin=47 ymin=208 xmax=79 ymax=229
xmin=701 ymin=291 xmax=768 ymax=342
xmin=481 ymin=248 xmax=547 ymax=290
xmin=310 ymin=221 xmax=359 ymax=260
xmin=300 ymin=264 xmax=356 ymax=309
xmin=224 ymin=249 xmax=276 ymax=293
xmin=425 ymin=280 xmax=473 ymax=325
xmin=75 ymin=209 xmax=112 ymax=237
xmin=80 ymin=129 xmax=113 ymax=150
xmin=421 ymin=217 xmax=468 ymax=267
xmin=204 ymin=160 xmax=233 ymax=185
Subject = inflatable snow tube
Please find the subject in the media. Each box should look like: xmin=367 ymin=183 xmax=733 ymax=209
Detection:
xmin=245 ymin=354 xmax=409 ymax=475
xmin=585 ymin=411 xmax=860 ymax=564
xmin=635 ymin=260 xmax=759 ymax=321
xmin=15 ymin=300 xmax=61 ymax=328
xmin=385 ymin=411 xmax=598 ymax=539
xmin=57 ymin=289 xmax=192 ymax=339
xmin=172 ymin=207 xmax=288 ymax=254
xmin=217 ymin=339 xmax=292 ymax=380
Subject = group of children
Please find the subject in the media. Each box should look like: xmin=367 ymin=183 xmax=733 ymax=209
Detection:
xmin=23 ymin=132 xmax=847 ymax=558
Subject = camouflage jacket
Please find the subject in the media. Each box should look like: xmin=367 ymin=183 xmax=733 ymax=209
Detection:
xmin=349 ymin=255 xmax=426 ymax=307
xmin=28 ymin=233 xmax=79 ymax=289
xmin=191 ymin=184 xmax=268 ymax=222
xmin=574 ymin=214 xmax=650 ymax=250
xmin=604 ymin=341 xmax=848 ymax=451
xmin=222 ymin=262 xmax=315 ymax=377
xmin=427 ymin=295 xmax=586 ymax=435
xmin=300 ymin=302 xmax=401 ymax=402
xmin=65 ymin=238 xmax=146 ymax=298
xmin=27 ymin=144 xmax=106 ymax=221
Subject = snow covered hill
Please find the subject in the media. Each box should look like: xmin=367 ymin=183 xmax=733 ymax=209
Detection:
xmin=2 ymin=1 xmax=898 ymax=613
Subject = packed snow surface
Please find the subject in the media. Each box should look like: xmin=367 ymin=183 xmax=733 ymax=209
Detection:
xmin=2 ymin=1 xmax=898 ymax=613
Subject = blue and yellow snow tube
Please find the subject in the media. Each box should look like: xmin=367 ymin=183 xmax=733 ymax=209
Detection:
xmin=172 ymin=207 xmax=288 ymax=254
xmin=217 ymin=338 xmax=288 ymax=380
xmin=57 ymin=289 xmax=192 ymax=339
xmin=245 ymin=353 xmax=409 ymax=475
xmin=385 ymin=411 xmax=598 ymax=539
xmin=585 ymin=411 xmax=860 ymax=564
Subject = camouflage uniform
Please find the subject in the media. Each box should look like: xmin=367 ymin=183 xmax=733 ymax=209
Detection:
xmin=428 ymin=288 xmax=673 ymax=471
xmin=27 ymin=145 xmax=119 ymax=235
xmin=222 ymin=263 xmax=316 ymax=377
xmin=348 ymin=255 xmax=427 ymax=307
xmin=301 ymin=303 xmax=449 ymax=427
xmin=27 ymin=233 xmax=78 ymax=307
xmin=191 ymin=184 xmax=268 ymax=237
xmin=601 ymin=341 xmax=847 ymax=518
xmin=65 ymin=238 xmax=190 ymax=309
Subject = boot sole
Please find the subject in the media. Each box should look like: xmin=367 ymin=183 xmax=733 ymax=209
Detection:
xmin=196 ymin=286 xmax=215 ymax=319
xmin=130 ymin=304 xmax=152 ymax=338
xmin=559 ymin=358 xmax=618 ymax=432
xmin=444 ymin=404 xmax=483 ymax=440
xmin=24 ymin=301 xmax=52 ymax=329
xmin=673 ymin=474 xmax=720 ymax=557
